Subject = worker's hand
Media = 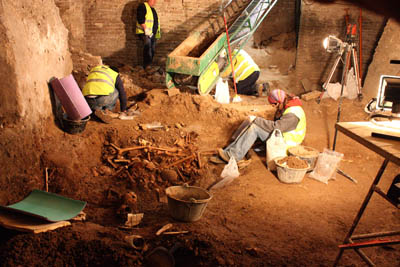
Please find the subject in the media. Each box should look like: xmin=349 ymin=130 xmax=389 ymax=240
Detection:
xmin=144 ymin=28 xmax=153 ymax=37
xmin=249 ymin=115 xmax=256 ymax=122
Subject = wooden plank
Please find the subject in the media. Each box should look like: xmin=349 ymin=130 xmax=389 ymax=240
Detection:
xmin=301 ymin=90 xmax=321 ymax=101
xmin=336 ymin=122 xmax=400 ymax=166
xmin=0 ymin=210 xmax=70 ymax=234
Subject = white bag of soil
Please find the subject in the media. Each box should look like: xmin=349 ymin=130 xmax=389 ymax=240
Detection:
xmin=266 ymin=129 xmax=287 ymax=171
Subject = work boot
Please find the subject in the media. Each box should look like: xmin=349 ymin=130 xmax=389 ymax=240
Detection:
xmin=94 ymin=109 xmax=112 ymax=124
xmin=237 ymin=158 xmax=252 ymax=169
xmin=210 ymin=155 xmax=252 ymax=169
xmin=209 ymin=156 xmax=226 ymax=164
xmin=103 ymin=109 xmax=119 ymax=118
xmin=218 ymin=148 xmax=230 ymax=162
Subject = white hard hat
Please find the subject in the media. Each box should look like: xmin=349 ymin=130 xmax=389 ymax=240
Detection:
xmin=219 ymin=50 xmax=226 ymax=58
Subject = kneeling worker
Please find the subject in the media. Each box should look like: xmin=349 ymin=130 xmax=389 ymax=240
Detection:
xmin=219 ymin=49 xmax=267 ymax=96
xmin=83 ymin=65 xmax=127 ymax=123
xmin=218 ymin=89 xmax=306 ymax=162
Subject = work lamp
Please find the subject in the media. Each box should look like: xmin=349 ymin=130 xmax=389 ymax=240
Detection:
xmin=323 ymin=35 xmax=344 ymax=53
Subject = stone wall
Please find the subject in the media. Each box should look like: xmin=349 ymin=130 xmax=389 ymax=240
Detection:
xmin=295 ymin=1 xmax=385 ymax=94
xmin=54 ymin=0 xmax=87 ymax=50
xmin=0 ymin=0 xmax=72 ymax=128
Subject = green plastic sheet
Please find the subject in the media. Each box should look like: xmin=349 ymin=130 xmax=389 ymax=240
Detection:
xmin=0 ymin=189 xmax=86 ymax=222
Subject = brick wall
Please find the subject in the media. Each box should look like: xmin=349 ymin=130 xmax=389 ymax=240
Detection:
xmin=253 ymin=0 xmax=296 ymax=46
xmin=54 ymin=0 xmax=387 ymax=94
xmin=54 ymin=0 xmax=293 ymax=67
xmin=295 ymin=1 xmax=385 ymax=93
xmin=82 ymin=0 xmax=233 ymax=67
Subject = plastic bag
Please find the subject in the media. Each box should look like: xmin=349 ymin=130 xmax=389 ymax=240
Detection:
xmin=266 ymin=129 xmax=287 ymax=171
xmin=214 ymin=77 xmax=230 ymax=104
xmin=210 ymin=156 xmax=239 ymax=190
xmin=309 ymin=148 xmax=344 ymax=184
xmin=345 ymin=67 xmax=358 ymax=100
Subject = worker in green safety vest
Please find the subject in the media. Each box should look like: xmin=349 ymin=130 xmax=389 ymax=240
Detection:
xmin=217 ymin=89 xmax=306 ymax=163
xmin=82 ymin=65 xmax=127 ymax=123
xmin=136 ymin=0 xmax=161 ymax=69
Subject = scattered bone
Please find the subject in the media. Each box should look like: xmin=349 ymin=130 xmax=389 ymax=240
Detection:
xmin=165 ymin=154 xmax=195 ymax=168
xmin=197 ymin=152 xmax=202 ymax=168
xmin=114 ymin=159 xmax=131 ymax=163
xmin=124 ymin=213 xmax=144 ymax=228
xmin=124 ymin=234 xmax=145 ymax=250
xmin=107 ymin=157 xmax=118 ymax=169
xmin=160 ymin=169 xmax=178 ymax=184
xmin=156 ymin=223 xmax=173 ymax=236
xmin=162 ymin=231 xmax=189 ymax=235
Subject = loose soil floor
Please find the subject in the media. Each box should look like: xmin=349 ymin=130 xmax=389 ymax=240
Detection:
xmin=0 ymin=45 xmax=399 ymax=266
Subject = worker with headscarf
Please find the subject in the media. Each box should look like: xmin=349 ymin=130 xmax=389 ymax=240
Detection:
xmin=219 ymin=49 xmax=267 ymax=96
xmin=218 ymin=89 xmax=306 ymax=162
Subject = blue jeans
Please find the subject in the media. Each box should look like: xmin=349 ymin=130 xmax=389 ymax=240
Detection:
xmin=224 ymin=123 xmax=271 ymax=161
xmin=85 ymin=89 xmax=119 ymax=111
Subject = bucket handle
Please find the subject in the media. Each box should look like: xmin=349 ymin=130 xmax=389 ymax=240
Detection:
xmin=181 ymin=183 xmax=211 ymax=204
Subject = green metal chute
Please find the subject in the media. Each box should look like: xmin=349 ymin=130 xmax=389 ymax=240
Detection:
xmin=166 ymin=0 xmax=278 ymax=95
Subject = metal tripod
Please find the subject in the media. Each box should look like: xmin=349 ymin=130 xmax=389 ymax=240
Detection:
xmin=321 ymin=25 xmax=362 ymax=184
xmin=322 ymin=42 xmax=362 ymax=100
xmin=329 ymin=44 xmax=359 ymax=184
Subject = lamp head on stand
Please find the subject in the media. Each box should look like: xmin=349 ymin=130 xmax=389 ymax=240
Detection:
xmin=323 ymin=35 xmax=347 ymax=54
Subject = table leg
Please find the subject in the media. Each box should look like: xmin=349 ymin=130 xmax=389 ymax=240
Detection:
xmin=333 ymin=159 xmax=389 ymax=266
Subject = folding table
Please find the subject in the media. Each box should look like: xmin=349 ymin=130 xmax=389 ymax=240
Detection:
xmin=334 ymin=121 xmax=400 ymax=266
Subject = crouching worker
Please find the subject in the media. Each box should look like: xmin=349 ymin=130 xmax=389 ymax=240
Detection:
xmin=219 ymin=49 xmax=268 ymax=96
xmin=218 ymin=89 xmax=306 ymax=162
xmin=83 ymin=65 xmax=127 ymax=123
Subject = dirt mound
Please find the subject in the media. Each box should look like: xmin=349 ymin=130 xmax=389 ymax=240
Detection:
xmin=0 ymin=67 xmax=398 ymax=266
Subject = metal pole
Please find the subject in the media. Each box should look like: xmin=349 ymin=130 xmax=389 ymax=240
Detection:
xmin=332 ymin=45 xmax=351 ymax=150
xmin=331 ymin=44 xmax=358 ymax=184
xmin=351 ymin=47 xmax=363 ymax=100
xmin=322 ymin=54 xmax=343 ymax=91
xmin=222 ymin=9 xmax=238 ymax=97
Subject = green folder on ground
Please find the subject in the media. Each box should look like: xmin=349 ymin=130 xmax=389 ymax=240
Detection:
xmin=0 ymin=189 xmax=86 ymax=222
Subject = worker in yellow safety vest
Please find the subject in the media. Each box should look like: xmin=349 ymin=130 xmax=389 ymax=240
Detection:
xmin=136 ymin=0 xmax=161 ymax=69
xmin=83 ymin=65 xmax=127 ymax=123
xmin=219 ymin=49 xmax=267 ymax=96
xmin=217 ymin=89 xmax=306 ymax=163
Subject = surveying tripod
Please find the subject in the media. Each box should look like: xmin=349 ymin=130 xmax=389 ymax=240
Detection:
xmin=320 ymin=24 xmax=363 ymax=103
xmin=320 ymin=24 xmax=363 ymax=184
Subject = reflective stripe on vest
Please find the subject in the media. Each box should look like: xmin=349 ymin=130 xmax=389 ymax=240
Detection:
xmin=82 ymin=66 xmax=118 ymax=96
xmin=233 ymin=50 xmax=259 ymax=81
xmin=282 ymin=106 xmax=306 ymax=148
xmin=136 ymin=2 xmax=161 ymax=39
